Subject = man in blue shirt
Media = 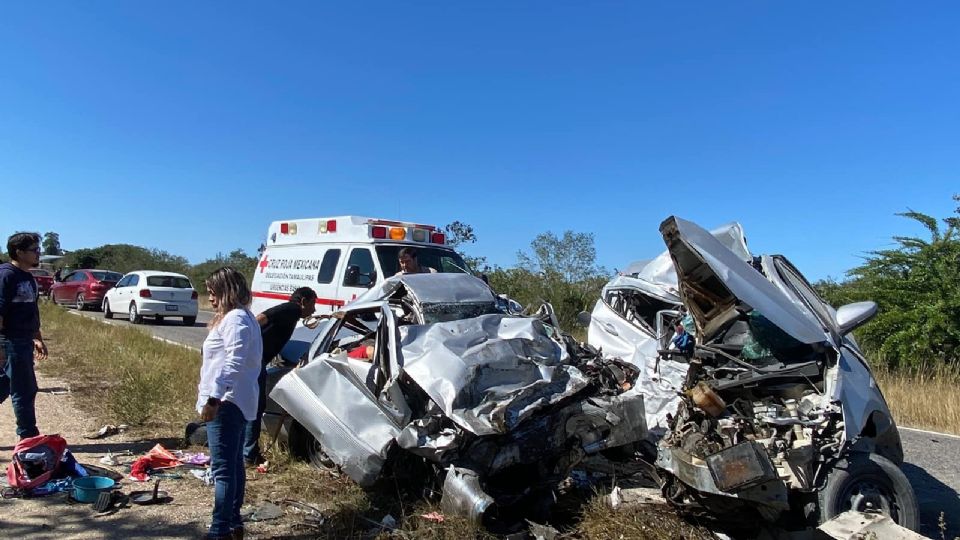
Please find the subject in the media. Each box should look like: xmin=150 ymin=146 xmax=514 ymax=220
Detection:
xmin=0 ymin=232 xmax=48 ymax=440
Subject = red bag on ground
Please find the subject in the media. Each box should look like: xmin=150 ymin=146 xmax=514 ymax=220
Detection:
xmin=6 ymin=434 xmax=68 ymax=491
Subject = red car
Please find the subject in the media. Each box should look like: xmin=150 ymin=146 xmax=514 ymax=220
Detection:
xmin=50 ymin=269 xmax=123 ymax=310
xmin=28 ymin=268 xmax=55 ymax=298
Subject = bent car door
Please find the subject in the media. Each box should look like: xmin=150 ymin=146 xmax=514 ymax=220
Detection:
xmin=269 ymin=302 xmax=410 ymax=487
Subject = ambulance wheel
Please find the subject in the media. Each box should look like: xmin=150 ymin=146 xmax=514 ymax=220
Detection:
xmin=129 ymin=303 xmax=143 ymax=324
xmin=183 ymin=316 xmax=197 ymax=326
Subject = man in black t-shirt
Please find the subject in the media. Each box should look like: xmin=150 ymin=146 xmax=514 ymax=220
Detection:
xmin=243 ymin=287 xmax=317 ymax=465
xmin=0 ymin=232 xmax=48 ymax=440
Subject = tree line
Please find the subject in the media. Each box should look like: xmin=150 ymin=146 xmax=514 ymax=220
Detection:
xmin=9 ymin=197 xmax=957 ymax=371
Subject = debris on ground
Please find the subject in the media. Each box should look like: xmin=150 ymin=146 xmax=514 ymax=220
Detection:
xmin=607 ymin=486 xmax=666 ymax=509
xmin=241 ymin=501 xmax=284 ymax=522
xmin=526 ymin=520 xmax=559 ymax=540
xmin=816 ymin=510 xmax=927 ymax=540
xmin=83 ymin=424 xmax=128 ymax=440
xmin=419 ymin=511 xmax=445 ymax=523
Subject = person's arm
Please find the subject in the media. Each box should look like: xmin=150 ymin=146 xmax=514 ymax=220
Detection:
xmin=33 ymin=329 xmax=47 ymax=361
xmin=256 ymin=312 xmax=268 ymax=327
xmin=201 ymin=313 xmax=254 ymax=420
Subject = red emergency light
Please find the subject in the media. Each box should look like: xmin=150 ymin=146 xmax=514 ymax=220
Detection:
xmin=326 ymin=219 xmax=337 ymax=233
xmin=371 ymin=226 xmax=387 ymax=239
xmin=280 ymin=223 xmax=289 ymax=234
xmin=431 ymin=232 xmax=445 ymax=244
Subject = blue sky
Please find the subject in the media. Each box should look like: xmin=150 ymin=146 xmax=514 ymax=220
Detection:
xmin=1 ymin=2 xmax=957 ymax=281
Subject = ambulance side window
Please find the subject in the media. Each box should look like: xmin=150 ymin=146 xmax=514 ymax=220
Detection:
xmin=343 ymin=248 xmax=376 ymax=288
xmin=317 ymin=249 xmax=341 ymax=284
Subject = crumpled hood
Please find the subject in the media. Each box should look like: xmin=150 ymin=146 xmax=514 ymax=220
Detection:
xmin=659 ymin=216 xmax=826 ymax=345
xmin=605 ymin=222 xmax=752 ymax=305
xmin=399 ymin=314 xmax=586 ymax=436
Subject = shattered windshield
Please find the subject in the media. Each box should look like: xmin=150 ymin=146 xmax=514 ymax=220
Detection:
xmin=419 ymin=302 xmax=501 ymax=324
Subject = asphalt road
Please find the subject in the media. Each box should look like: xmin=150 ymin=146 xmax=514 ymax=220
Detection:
xmin=71 ymin=304 xmax=211 ymax=350
xmin=69 ymin=304 xmax=960 ymax=538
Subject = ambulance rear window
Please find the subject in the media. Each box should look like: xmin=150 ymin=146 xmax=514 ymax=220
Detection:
xmin=317 ymin=249 xmax=341 ymax=284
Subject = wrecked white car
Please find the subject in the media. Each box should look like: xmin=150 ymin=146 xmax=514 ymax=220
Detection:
xmin=652 ymin=217 xmax=917 ymax=530
xmin=268 ymin=273 xmax=647 ymax=525
xmin=586 ymin=222 xmax=752 ymax=439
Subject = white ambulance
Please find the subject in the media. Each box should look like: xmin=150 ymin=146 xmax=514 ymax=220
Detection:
xmin=250 ymin=216 xmax=472 ymax=357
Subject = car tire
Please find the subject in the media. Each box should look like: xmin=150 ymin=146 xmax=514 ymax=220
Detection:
xmin=129 ymin=303 xmax=143 ymax=324
xmin=103 ymin=299 xmax=113 ymax=319
xmin=289 ymin=422 xmax=336 ymax=470
xmin=818 ymin=452 xmax=918 ymax=530
xmin=76 ymin=294 xmax=86 ymax=311
xmin=183 ymin=316 xmax=197 ymax=326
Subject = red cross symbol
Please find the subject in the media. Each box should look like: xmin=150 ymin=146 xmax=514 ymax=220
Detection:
xmin=259 ymin=256 xmax=269 ymax=273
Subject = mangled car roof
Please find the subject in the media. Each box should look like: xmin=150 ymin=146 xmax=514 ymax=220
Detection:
xmin=353 ymin=272 xmax=496 ymax=306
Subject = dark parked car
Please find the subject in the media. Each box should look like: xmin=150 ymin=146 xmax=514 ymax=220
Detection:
xmin=29 ymin=268 xmax=55 ymax=298
xmin=50 ymin=269 xmax=123 ymax=310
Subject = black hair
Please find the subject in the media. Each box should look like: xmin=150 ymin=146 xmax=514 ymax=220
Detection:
xmin=290 ymin=287 xmax=317 ymax=305
xmin=398 ymin=246 xmax=418 ymax=259
xmin=7 ymin=232 xmax=41 ymax=260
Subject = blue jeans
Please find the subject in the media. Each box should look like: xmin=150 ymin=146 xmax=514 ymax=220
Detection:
xmin=206 ymin=400 xmax=246 ymax=537
xmin=0 ymin=337 xmax=39 ymax=439
xmin=242 ymin=367 xmax=267 ymax=464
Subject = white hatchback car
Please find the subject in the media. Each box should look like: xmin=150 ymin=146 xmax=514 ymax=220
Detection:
xmin=103 ymin=271 xmax=199 ymax=326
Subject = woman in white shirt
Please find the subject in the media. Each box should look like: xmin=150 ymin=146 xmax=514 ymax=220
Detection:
xmin=197 ymin=267 xmax=263 ymax=540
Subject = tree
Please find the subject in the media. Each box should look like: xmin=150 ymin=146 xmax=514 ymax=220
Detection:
xmin=516 ymin=230 xmax=604 ymax=283
xmin=188 ymin=249 xmax=258 ymax=293
xmin=63 ymin=244 xmax=189 ymax=274
xmin=42 ymin=232 xmax=62 ymax=256
xmin=491 ymin=230 xmax=609 ymax=331
xmin=817 ymin=196 xmax=960 ymax=369
xmin=443 ymin=221 xmax=488 ymax=272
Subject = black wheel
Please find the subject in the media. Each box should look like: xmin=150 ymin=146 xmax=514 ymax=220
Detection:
xmin=289 ymin=422 xmax=335 ymax=470
xmin=818 ymin=452 xmax=918 ymax=530
xmin=183 ymin=316 xmax=197 ymax=326
xmin=103 ymin=298 xmax=113 ymax=319
xmin=128 ymin=303 xmax=143 ymax=324
xmin=75 ymin=293 xmax=86 ymax=311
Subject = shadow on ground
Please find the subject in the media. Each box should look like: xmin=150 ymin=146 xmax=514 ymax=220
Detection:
xmin=0 ymin=437 xmax=183 ymax=456
xmin=903 ymin=462 xmax=960 ymax=538
xmin=0 ymin=494 xmax=205 ymax=539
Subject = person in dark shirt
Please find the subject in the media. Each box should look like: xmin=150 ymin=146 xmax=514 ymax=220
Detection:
xmin=0 ymin=232 xmax=48 ymax=440
xmin=243 ymin=287 xmax=317 ymax=465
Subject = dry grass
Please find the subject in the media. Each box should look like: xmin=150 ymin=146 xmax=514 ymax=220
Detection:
xmin=34 ymin=303 xmax=510 ymax=538
xmin=874 ymin=363 xmax=960 ymax=436
xmin=575 ymin=496 xmax=718 ymax=540
xmin=39 ymin=302 xmax=200 ymax=428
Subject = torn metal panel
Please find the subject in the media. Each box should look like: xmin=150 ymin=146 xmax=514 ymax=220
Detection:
xmin=268 ymin=353 xmax=402 ymax=487
xmin=400 ymin=314 xmax=584 ymax=436
xmin=816 ymin=510 xmax=927 ymax=540
xmin=440 ymin=466 xmax=495 ymax=524
xmin=659 ymin=216 xmax=827 ymax=345
xmin=656 ymin=444 xmax=790 ymax=512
